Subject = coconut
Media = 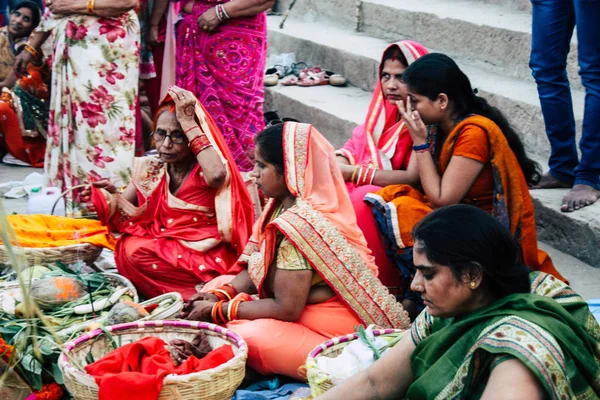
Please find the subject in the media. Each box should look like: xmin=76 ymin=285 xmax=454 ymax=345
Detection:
xmin=30 ymin=277 xmax=87 ymax=310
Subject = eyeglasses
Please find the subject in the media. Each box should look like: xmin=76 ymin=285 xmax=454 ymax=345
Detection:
xmin=152 ymin=130 xmax=187 ymax=144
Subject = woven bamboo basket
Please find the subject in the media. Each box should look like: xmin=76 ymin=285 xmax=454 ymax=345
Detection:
xmin=0 ymin=184 xmax=101 ymax=267
xmin=57 ymin=291 xmax=183 ymax=338
xmin=0 ymin=271 xmax=137 ymax=298
xmin=305 ymin=329 xmax=405 ymax=397
xmin=0 ymin=242 xmax=103 ymax=267
xmin=59 ymin=320 xmax=248 ymax=400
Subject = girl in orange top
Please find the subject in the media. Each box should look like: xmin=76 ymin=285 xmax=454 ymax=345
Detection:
xmin=365 ymin=53 xmax=565 ymax=316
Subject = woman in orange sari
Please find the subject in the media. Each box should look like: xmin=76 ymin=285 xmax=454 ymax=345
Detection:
xmin=182 ymin=122 xmax=409 ymax=379
xmin=365 ymin=53 xmax=565 ymax=314
xmin=86 ymin=86 xmax=255 ymax=300
xmin=335 ymin=40 xmax=428 ymax=292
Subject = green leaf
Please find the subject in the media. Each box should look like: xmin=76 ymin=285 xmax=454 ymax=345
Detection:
xmin=51 ymin=362 xmax=64 ymax=385
xmin=21 ymin=353 xmax=42 ymax=374
xmin=39 ymin=340 xmax=56 ymax=356
xmin=28 ymin=368 xmax=43 ymax=391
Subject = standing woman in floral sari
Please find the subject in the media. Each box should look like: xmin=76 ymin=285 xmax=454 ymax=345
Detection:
xmin=182 ymin=122 xmax=409 ymax=379
xmin=14 ymin=0 xmax=140 ymax=215
xmin=176 ymin=0 xmax=273 ymax=172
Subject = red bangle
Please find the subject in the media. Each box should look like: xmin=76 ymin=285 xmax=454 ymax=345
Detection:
xmin=222 ymin=283 xmax=238 ymax=297
xmin=216 ymin=300 xmax=227 ymax=325
xmin=189 ymin=134 xmax=212 ymax=156
xmin=207 ymin=289 xmax=227 ymax=301
xmin=211 ymin=301 xmax=220 ymax=322
xmin=185 ymin=125 xmax=200 ymax=135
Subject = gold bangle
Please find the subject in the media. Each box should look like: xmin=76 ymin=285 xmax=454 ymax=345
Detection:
xmin=24 ymin=44 xmax=38 ymax=58
xmin=350 ymin=166 xmax=359 ymax=183
xmin=86 ymin=0 xmax=95 ymax=14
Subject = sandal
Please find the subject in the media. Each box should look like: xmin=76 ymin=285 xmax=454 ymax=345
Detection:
xmin=297 ymin=67 xmax=330 ymax=87
xmin=264 ymin=74 xmax=279 ymax=87
xmin=329 ymin=73 xmax=347 ymax=87
xmin=280 ymin=75 xmax=299 ymax=86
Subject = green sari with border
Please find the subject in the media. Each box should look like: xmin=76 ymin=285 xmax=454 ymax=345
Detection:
xmin=407 ymin=272 xmax=600 ymax=399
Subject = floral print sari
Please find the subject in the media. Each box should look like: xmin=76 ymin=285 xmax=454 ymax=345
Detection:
xmin=38 ymin=10 xmax=140 ymax=215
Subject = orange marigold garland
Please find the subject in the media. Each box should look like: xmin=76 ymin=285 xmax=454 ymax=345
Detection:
xmin=0 ymin=337 xmax=14 ymax=360
xmin=26 ymin=383 xmax=63 ymax=400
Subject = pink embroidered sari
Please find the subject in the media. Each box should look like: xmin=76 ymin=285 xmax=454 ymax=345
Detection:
xmin=176 ymin=0 xmax=266 ymax=172
xmin=335 ymin=40 xmax=428 ymax=293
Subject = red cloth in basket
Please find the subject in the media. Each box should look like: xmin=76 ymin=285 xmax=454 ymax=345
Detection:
xmin=85 ymin=336 xmax=234 ymax=400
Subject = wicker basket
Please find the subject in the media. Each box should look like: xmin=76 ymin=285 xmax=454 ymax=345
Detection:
xmin=59 ymin=320 xmax=247 ymax=400
xmin=0 ymin=242 xmax=103 ymax=267
xmin=0 ymin=271 xmax=137 ymax=296
xmin=306 ymin=329 xmax=405 ymax=397
xmin=57 ymin=291 xmax=183 ymax=338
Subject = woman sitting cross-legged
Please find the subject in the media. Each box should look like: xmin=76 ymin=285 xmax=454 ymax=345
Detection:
xmin=83 ymin=86 xmax=255 ymax=300
xmin=335 ymin=40 xmax=428 ymax=294
xmin=0 ymin=1 xmax=47 ymax=167
xmin=317 ymin=205 xmax=600 ymax=400
xmin=181 ymin=122 xmax=410 ymax=379
xmin=365 ymin=53 xmax=565 ymax=316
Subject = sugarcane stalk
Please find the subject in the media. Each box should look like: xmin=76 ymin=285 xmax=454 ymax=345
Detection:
xmin=279 ymin=0 xmax=298 ymax=29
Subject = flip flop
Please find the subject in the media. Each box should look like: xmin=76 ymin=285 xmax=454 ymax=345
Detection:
xmin=329 ymin=73 xmax=347 ymax=87
xmin=280 ymin=75 xmax=299 ymax=86
xmin=297 ymin=68 xmax=329 ymax=87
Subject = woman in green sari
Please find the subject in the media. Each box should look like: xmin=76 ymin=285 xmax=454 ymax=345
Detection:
xmin=317 ymin=205 xmax=600 ymax=400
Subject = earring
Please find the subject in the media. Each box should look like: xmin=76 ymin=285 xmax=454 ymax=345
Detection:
xmin=469 ymin=281 xmax=476 ymax=289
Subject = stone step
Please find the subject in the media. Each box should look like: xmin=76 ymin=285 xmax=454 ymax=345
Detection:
xmin=267 ymin=15 xmax=585 ymax=161
xmin=279 ymin=0 xmax=581 ymax=90
xmin=480 ymin=0 xmax=531 ymax=13
xmin=265 ymin=83 xmax=600 ymax=267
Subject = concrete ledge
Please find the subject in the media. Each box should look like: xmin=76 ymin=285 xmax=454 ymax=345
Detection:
xmin=265 ymin=84 xmax=371 ymax=148
xmin=532 ymin=190 xmax=600 ymax=267
xmin=267 ymin=16 xmax=584 ymax=161
xmin=282 ymin=0 xmax=581 ymax=90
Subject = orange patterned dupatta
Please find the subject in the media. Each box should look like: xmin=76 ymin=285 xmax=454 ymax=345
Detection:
xmin=242 ymin=122 xmax=410 ymax=329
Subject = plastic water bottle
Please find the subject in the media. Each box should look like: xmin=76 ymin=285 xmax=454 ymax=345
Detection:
xmin=26 ymin=187 xmax=65 ymax=216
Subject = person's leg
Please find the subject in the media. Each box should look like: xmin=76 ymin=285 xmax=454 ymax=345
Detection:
xmin=561 ymin=0 xmax=600 ymax=211
xmin=529 ymin=0 xmax=578 ymax=187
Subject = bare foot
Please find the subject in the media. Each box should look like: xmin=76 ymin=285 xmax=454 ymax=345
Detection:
xmin=560 ymin=184 xmax=600 ymax=212
xmin=531 ymin=172 xmax=572 ymax=189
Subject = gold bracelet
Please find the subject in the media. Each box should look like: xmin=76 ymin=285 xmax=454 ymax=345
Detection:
xmin=86 ymin=0 xmax=95 ymax=14
xmin=350 ymin=166 xmax=359 ymax=183
xmin=24 ymin=44 xmax=38 ymax=58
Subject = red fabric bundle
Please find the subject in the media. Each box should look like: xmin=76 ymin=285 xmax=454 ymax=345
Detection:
xmin=85 ymin=337 xmax=234 ymax=400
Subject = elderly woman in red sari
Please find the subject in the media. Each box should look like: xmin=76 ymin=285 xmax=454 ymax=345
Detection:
xmin=335 ymin=40 xmax=428 ymax=294
xmin=84 ymin=86 xmax=255 ymax=300
xmin=181 ymin=122 xmax=410 ymax=379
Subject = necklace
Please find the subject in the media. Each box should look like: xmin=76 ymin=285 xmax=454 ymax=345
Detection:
xmin=169 ymin=164 xmax=192 ymax=191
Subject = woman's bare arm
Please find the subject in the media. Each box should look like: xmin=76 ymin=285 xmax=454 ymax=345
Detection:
xmin=371 ymin=152 xmax=419 ymax=187
xmin=415 ymin=151 xmax=484 ymax=208
xmin=237 ymin=268 xmax=312 ymax=321
xmin=223 ymin=0 xmax=274 ymax=18
xmin=481 ymin=359 xmax=545 ymax=400
xmin=227 ymin=269 xmax=258 ymax=295
xmin=47 ymin=0 xmax=138 ymax=18
xmin=317 ymin=332 xmax=416 ymax=400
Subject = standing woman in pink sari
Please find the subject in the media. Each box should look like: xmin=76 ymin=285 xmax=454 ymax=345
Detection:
xmin=176 ymin=0 xmax=273 ymax=172
xmin=335 ymin=40 xmax=428 ymax=292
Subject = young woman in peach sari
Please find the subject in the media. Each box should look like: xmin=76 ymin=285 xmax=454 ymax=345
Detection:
xmin=182 ymin=122 xmax=409 ymax=379
xmin=335 ymin=40 xmax=428 ymax=293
